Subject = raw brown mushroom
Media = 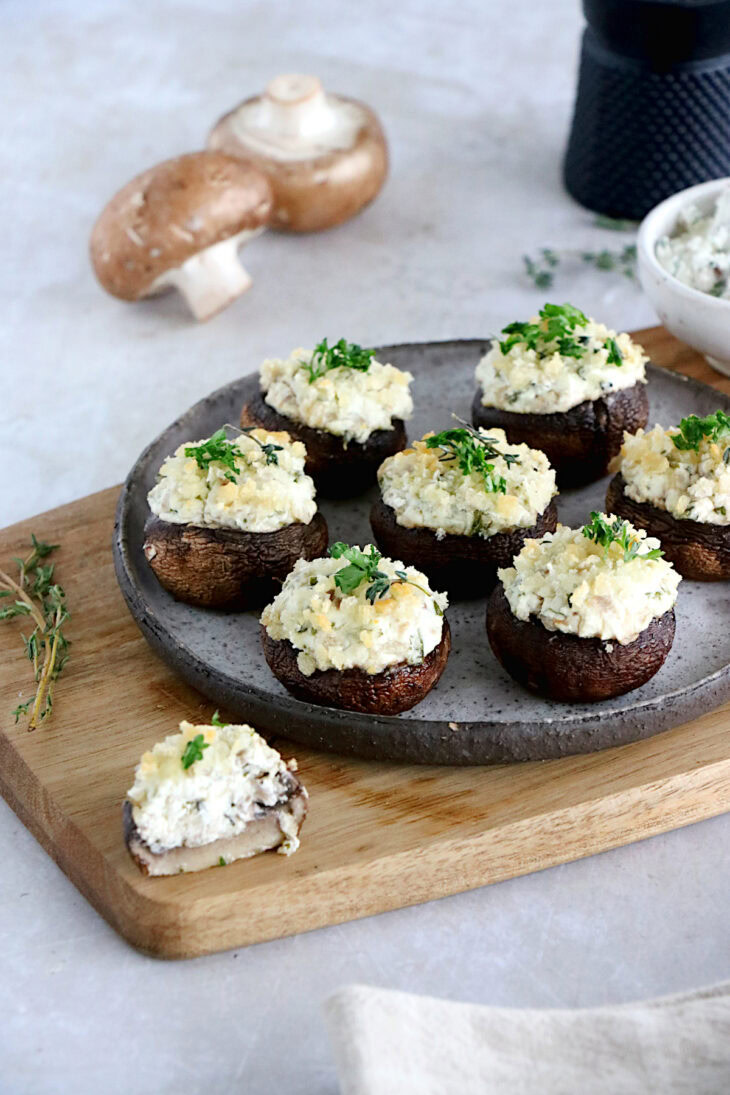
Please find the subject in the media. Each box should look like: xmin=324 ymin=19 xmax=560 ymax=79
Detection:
xmin=90 ymin=151 xmax=272 ymax=320
xmin=208 ymin=74 xmax=387 ymax=232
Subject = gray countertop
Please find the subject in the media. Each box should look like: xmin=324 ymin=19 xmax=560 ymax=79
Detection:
xmin=1 ymin=1 xmax=728 ymax=1092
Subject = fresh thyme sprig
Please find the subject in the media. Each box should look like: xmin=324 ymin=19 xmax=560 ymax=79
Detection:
xmin=671 ymin=410 xmax=730 ymax=453
xmin=181 ymin=733 xmax=209 ymax=770
xmin=523 ymin=217 xmax=637 ymax=289
xmin=1 ymin=534 xmax=70 ymax=729
xmin=328 ymin=543 xmax=443 ymax=614
xmin=303 ymin=338 xmax=375 ymax=383
xmin=581 ymin=513 xmax=663 ymax=562
xmin=424 ymin=422 xmax=520 ymax=495
xmin=184 ymin=425 xmax=282 ymax=480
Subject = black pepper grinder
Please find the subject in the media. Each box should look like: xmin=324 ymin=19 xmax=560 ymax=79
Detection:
xmin=564 ymin=0 xmax=730 ymax=219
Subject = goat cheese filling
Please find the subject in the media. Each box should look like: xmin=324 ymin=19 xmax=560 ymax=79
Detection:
xmin=261 ymin=552 xmax=448 ymax=676
xmin=378 ymin=428 xmax=556 ymax=538
xmin=476 ymin=318 xmax=647 ymax=414
xmin=617 ymin=424 xmax=730 ymax=525
xmin=656 ymin=187 xmax=730 ymax=299
xmin=147 ymin=428 xmax=317 ymax=533
xmin=260 ymin=347 xmax=413 ymax=444
xmin=498 ymin=520 xmax=680 ymax=645
xmin=127 ymin=721 xmax=304 ymax=855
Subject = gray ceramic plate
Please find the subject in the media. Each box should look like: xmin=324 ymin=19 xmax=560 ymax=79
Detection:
xmin=113 ymin=340 xmax=730 ymax=765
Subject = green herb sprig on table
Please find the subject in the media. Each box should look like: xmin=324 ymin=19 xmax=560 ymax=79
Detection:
xmin=523 ymin=216 xmax=638 ymax=289
xmin=328 ymin=543 xmax=443 ymax=614
xmin=184 ymin=426 xmax=282 ymax=480
xmin=424 ymin=423 xmax=520 ymax=495
xmin=304 ymin=338 xmax=375 ymax=383
xmin=1 ymin=534 xmax=70 ymax=729
xmin=581 ymin=512 xmax=663 ymax=562
xmin=181 ymin=733 xmax=210 ymax=770
xmin=671 ymin=410 xmax=730 ymax=453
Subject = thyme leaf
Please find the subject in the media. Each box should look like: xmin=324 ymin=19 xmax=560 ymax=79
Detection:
xmin=424 ymin=423 xmax=519 ymax=495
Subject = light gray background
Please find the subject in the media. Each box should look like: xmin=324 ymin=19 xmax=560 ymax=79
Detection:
xmin=1 ymin=1 xmax=728 ymax=1093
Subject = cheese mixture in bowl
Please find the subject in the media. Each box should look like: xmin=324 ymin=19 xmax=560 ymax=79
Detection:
xmin=378 ymin=428 xmax=556 ymax=538
xmin=261 ymin=549 xmax=448 ymax=676
xmin=498 ymin=516 xmax=681 ymax=645
xmin=147 ymin=427 xmax=316 ymax=532
xmin=616 ymin=416 xmax=730 ymax=525
xmin=127 ymin=720 xmax=303 ymax=855
xmin=260 ymin=343 xmax=413 ymax=443
xmin=476 ymin=305 xmax=647 ymax=414
xmin=655 ymin=186 xmax=730 ymax=300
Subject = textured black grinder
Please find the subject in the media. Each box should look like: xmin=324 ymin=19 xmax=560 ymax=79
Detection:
xmin=564 ymin=0 xmax=730 ymax=219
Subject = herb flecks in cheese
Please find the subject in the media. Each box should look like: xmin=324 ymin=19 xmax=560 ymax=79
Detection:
xmin=616 ymin=416 xmax=730 ymax=525
xmin=498 ymin=517 xmax=680 ymax=645
xmin=656 ymin=187 xmax=730 ymax=299
xmin=378 ymin=428 xmax=556 ymax=538
xmin=261 ymin=549 xmax=448 ymax=676
xmin=127 ymin=721 xmax=304 ymax=855
xmin=147 ymin=428 xmax=317 ymax=533
xmin=260 ymin=345 xmax=413 ymax=444
xmin=476 ymin=305 xmax=647 ymax=413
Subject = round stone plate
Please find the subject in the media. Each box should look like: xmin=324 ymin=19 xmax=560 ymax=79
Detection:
xmin=113 ymin=340 xmax=730 ymax=765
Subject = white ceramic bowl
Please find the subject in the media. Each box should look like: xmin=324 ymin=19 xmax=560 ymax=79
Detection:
xmin=637 ymin=177 xmax=730 ymax=378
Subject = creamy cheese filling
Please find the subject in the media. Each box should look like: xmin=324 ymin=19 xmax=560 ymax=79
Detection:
xmin=260 ymin=347 xmax=413 ymax=444
xmin=476 ymin=319 xmax=647 ymax=414
xmin=127 ymin=721 xmax=303 ymax=855
xmin=261 ymin=551 xmax=448 ymax=676
xmin=616 ymin=425 xmax=730 ymax=525
xmin=147 ymin=428 xmax=317 ymax=533
xmin=378 ymin=429 xmax=556 ymax=538
xmin=498 ymin=520 xmax=681 ymax=645
xmin=656 ymin=187 xmax=730 ymax=299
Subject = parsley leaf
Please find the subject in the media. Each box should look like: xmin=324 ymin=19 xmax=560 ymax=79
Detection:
xmin=582 ymin=512 xmax=663 ymax=562
xmin=328 ymin=543 xmax=443 ymax=614
xmin=605 ymin=338 xmax=623 ymax=366
xmin=181 ymin=733 xmax=210 ymax=770
xmin=211 ymin=710 xmax=229 ymax=728
xmin=499 ymin=303 xmax=588 ymax=358
xmin=185 ymin=429 xmax=240 ymax=482
xmin=672 ymin=410 xmax=730 ymax=452
xmin=304 ymin=338 xmax=375 ymax=383
xmin=424 ymin=424 xmax=519 ymax=495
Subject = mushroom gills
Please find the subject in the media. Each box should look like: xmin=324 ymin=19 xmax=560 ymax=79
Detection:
xmin=147 ymin=226 xmax=263 ymax=321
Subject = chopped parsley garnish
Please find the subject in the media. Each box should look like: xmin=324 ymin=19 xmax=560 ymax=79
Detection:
xmin=499 ymin=303 xmax=589 ymax=358
xmin=181 ymin=733 xmax=210 ymax=770
xmin=185 ymin=429 xmax=241 ymax=482
xmin=671 ymin=410 xmax=730 ymax=452
xmin=606 ymin=338 xmax=623 ymax=366
xmin=424 ymin=424 xmax=519 ymax=495
xmin=304 ymin=338 xmax=375 ymax=383
xmin=328 ymin=543 xmax=443 ymax=614
xmin=581 ymin=512 xmax=663 ymax=562
xmin=211 ymin=710 xmax=229 ymax=728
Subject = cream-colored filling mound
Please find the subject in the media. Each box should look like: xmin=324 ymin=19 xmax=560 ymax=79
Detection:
xmin=476 ymin=319 xmax=647 ymax=414
xmin=260 ymin=348 xmax=413 ymax=444
xmin=147 ymin=428 xmax=317 ymax=533
xmin=655 ymin=187 xmax=730 ymax=299
xmin=498 ymin=520 xmax=680 ymax=645
xmin=617 ymin=425 xmax=730 ymax=525
xmin=127 ymin=721 xmax=304 ymax=855
xmin=378 ymin=428 xmax=556 ymax=538
xmin=261 ymin=551 xmax=448 ymax=676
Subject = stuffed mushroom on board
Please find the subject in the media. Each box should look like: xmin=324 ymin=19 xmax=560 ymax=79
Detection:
xmin=486 ymin=513 xmax=681 ymax=702
xmin=472 ymin=304 xmax=649 ymax=488
xmin=143 ymin=426 xmax=328 ymax=608
xmin=240 ymin=339 xmax=413 ymax=496
xmin=607 ymin=411 xmax=730 ymax=580
xmin=260 ymin=543 xmax=451 ymax=714
xmin=371 ymin=425 xmax=558 ymax=598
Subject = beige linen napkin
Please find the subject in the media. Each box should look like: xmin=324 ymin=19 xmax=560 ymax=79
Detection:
xmin=325 ymin=981 xmax=730 ymax=1095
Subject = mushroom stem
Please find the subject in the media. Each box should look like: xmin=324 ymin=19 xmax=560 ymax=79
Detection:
xmin=259 ymin=74 xmax=334 ymax=141
xmin=149 ymin=228 xmax=262 ymax=321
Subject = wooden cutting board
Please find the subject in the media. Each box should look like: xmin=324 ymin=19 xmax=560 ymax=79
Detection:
xmin=1 ymin=326 xmax=729 ymax=960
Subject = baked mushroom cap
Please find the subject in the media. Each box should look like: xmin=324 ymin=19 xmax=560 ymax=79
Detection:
xmin=370 ymin=498 xmax=559 ymax=598
xmin=261 ymin=618 xmax=451 ymax=715
xmin=239 ymin=373 xmax=407 ymax=496
xmin=607 ymin=473 xmax=730 ymax=581
xmin=472 ymin=383 xmax=649 ymax=488
xmin=143 ymin=512 xmax=328 ymax=607
xmin=90 ymin=151 xmax=272 ymax=320
xmin=209 ymin=74 xmax=388 ymax=232
xmin=486 ymin=582 xmax=676 ymax=702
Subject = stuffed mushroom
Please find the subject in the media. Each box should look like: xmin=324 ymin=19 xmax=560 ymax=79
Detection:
xmin=486 ymin=512 xmax=681 ymax=702
xmin=607 ymin=411 xmax=730 ymax=580
xmin=472 ymin=303 xmax=649 ymax=487
xmin=260 ymin=542 xmax=450 ymax=714
xmin=143 ymin=426 xmax=328 ymax=607
xmin=371 ymin=425 xmax=558 ymax=597
xmin=240 ymin=338 xmax=413 ymax=496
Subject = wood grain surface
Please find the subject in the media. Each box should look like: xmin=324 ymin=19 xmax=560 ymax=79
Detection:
xmin=1 ymin=327 xmax=729 ymax=959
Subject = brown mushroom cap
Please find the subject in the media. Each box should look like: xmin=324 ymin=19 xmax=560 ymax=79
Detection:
xmin=208 ymin=75 xmax=388 ymax=233
xmin=89 ymin=151 xmax=272 ymax=316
